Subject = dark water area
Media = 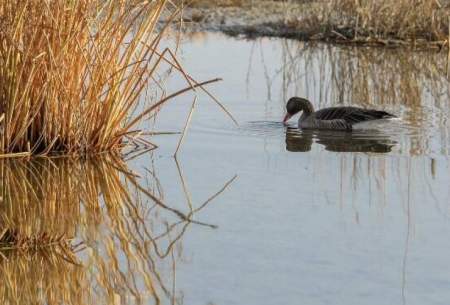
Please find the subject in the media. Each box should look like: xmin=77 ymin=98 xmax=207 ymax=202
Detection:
xmin=2 ymin=32 xmax=450 ymax=305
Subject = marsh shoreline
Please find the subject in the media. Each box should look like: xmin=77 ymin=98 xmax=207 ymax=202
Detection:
xmin=177 ymin=1 xmax=449 ymax=49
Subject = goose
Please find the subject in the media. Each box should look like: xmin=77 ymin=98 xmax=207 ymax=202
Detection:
xmin=283 ymin=97 xmax=396 ymax=131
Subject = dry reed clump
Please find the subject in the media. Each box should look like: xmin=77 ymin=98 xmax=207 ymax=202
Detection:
xmin=306 ymin=0 xmax=449 ymax=45
xmin=186 ymin=0 xmax=450 ymax=47
xmin=0 ymin=0 xmax=216 ymax=157
xmin=189 ymin=0 xmax=247 ymax=7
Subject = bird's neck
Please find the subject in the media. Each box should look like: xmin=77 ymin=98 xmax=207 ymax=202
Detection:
xmin=301 ymin=101 xmax=314 ymax=115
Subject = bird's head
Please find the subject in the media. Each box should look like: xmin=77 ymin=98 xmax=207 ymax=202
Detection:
xmin=283 ymin=97 xmax=314 ymax=124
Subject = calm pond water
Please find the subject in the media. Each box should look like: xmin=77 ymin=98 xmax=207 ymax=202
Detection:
xmin=2 ymin=32 xmax=450 ymax=305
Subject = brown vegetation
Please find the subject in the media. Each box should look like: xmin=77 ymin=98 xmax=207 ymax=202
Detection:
xmin=186 ymin=0 xmax=450 ymax=47
xmin=308 ymin=0 xmax=449 ymax=46
xmin=0 ymin=0 xmax=222 ymax=157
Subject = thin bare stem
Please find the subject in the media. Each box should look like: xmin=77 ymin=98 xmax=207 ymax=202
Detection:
xmin=174 ymin=96 xmax=196 ymax=156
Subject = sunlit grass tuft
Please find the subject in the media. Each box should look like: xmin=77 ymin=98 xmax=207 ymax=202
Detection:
xmin=319 ymin=0 xmax=447 ymax=43
xmin=0 ymin=0 xmax=209 ymax=156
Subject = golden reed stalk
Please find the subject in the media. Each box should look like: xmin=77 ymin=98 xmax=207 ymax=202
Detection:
xmin=0 ymin=0 xmax=203 ymax=156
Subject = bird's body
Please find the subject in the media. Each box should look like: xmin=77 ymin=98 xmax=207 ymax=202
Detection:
xmin=283 ymin=98 xmax=396 ymax=131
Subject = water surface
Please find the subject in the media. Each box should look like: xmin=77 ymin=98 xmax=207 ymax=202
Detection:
xmin=150 ymin=32 xmax=450 ymax=305
xmin=2 ymin=32 xmax=450 ymax=305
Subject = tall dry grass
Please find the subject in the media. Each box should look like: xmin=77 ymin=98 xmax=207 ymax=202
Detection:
xmin=0 ymin=0 xmax=213 ymax=157
xmin=309 ymin=0 xmax=448 ymax=45
xmin=191 ymin=0 xmax=449 ymax=46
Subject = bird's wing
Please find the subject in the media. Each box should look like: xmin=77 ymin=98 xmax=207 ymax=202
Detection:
xmin=314 ymin=107 xmax=396 ymax=124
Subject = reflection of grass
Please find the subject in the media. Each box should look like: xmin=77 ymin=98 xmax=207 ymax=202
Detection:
xmin=0 ymin=249 xmax=88 ymax=305
xmin=303 ymin=152 xmax=450 ymax=227
xmin=255 ymin=39 xmax=449 ymax=108
xmin=0 ymin=156 xmax=235 ymax=305
xmin=0 ymin=229 xmax=81 ymax=260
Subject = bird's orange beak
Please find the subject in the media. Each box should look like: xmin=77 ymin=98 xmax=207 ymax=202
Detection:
xmin=283 ymin=113 xmax=292 ymax=124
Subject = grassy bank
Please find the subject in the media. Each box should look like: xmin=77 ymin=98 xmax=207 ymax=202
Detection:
xmin=305 ymin=0 xmax=449 ymax=46
xmin=186 ymin=0 xmax=450 ymax=48
xmin=0 ymin=0 xmax=213 ymax=157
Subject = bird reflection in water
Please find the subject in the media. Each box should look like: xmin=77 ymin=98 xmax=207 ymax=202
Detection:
xmin=285 ymin=127 xmax=397 ymax=153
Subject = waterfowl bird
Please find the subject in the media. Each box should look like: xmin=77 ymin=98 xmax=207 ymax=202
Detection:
xmin=283 ymin=97 xmax=396 ymax=131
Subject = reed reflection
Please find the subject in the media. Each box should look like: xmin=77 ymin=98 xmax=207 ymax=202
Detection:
xmin=0 ymin=156 xmax=234 ymax=305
